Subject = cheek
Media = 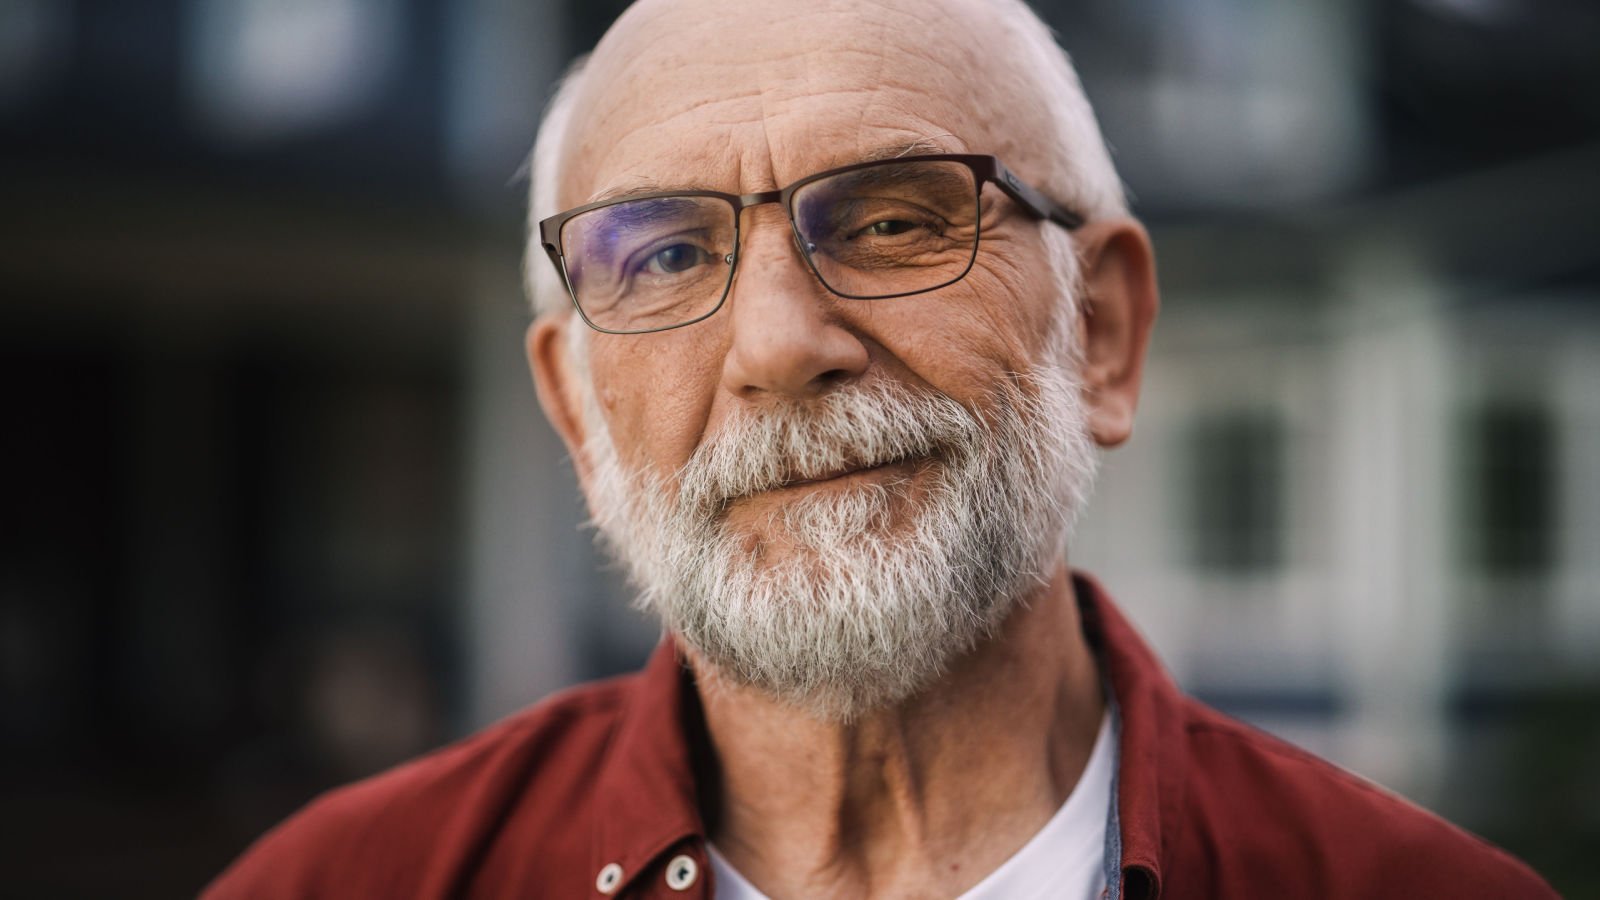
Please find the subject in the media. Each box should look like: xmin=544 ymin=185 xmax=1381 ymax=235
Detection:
xmin=885 ymin=232 xmax=1060 ymax=383
xmin=973 ymin=230 xmax=1063 ymax=336
xmin=588 ymin=333 xmax=721 ymax=475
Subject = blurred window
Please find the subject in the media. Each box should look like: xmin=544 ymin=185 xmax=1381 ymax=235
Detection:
xmin=1458 ymin=402 xmax=1557 ymax=577
xmin=1186 ymin=410 xmax=1287 ymax=573
xmin=188 ymin=0 xmax=401 ymax=141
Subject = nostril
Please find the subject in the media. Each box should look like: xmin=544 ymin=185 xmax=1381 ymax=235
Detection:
xmin=812 ymin=368 xmax=855 ymax=391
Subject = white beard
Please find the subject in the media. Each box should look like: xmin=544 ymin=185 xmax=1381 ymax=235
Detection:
xmin=577 ymin=316 xmax=1098 ymax=722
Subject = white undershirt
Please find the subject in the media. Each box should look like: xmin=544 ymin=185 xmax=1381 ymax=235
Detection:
xmin=709 ymin=710 xmax=1115 ymax=900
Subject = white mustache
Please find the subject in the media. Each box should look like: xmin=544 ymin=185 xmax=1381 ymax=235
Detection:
xmin=675 ymin=379 xmax=983 ymax=514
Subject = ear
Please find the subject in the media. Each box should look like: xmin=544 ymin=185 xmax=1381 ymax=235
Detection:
xmin=1073 ymin=218 xmax=1159 ymax=448
xmin=526 ymin=314 xmax=595 ymax=485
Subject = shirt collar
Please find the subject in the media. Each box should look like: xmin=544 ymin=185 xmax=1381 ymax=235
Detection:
xmin=589 ymin=572 xmax=1188 ymax=899
xmin=1074 ymin=570 xmax=1188 ymax=900
xmin=590 ymin=636 xmax=706 ymax=895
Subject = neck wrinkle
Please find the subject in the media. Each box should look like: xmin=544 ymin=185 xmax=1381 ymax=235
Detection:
xmin=695 ymin=562 xmax=1106 ymax=898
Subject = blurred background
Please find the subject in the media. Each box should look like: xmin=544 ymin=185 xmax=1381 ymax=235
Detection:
xmin=2 ymin=0 xmax=1597 ymax=895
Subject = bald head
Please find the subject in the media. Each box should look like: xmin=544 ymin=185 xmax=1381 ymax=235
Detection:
xmin=526 ymin=0 xmax=1125 ymax=315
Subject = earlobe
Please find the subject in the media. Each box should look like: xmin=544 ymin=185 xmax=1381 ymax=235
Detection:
xmin=526 ymin=316 xmax=594 ymax=483
xmin=1073 ymin=218 xmax=1159 ymax=449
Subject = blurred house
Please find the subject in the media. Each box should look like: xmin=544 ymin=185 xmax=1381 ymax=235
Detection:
xmin=1077 ymin=141 xmax=1600 ymax=821
xmin=1 ymin=0 xmax=1596 ymax=896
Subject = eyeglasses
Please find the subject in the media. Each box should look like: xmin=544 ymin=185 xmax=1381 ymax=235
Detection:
xmin=537 ymin=154 xmax=1084 ymax=335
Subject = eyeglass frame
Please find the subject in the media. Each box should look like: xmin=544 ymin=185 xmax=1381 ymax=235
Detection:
xmin=536 ymin=153 xmax=1086 ymax=335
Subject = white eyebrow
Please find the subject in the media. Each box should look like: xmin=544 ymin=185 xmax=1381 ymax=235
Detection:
xmin=587 ymin=177 xmax=669 ymax=205
xmin=857 ymin=137 xmax=963 ymax=163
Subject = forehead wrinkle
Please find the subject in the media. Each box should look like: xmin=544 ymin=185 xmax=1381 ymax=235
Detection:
xmin=748 ymin=89 xmax=969 ymax=181
xmin=847 ymin=19 xmax=889 ymax=167
xmin=768 ymin=48 xmax=983 ymax=169
xmin=574 ymin=0 xmax=1018 ymax=203
xmin=565 ymin=51 xmax=761 ymax=204
xmin=844 ymin=43 xmax=975 ymax=162
xmin=572 ymin=120 xmax=736 ymax=207
xmin=751 ymin=48 xmax=780 ymax=193
xmin=740 ymin=46 xmax=894 ymax=190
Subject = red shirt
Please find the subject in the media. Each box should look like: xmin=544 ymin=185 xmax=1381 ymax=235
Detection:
xmin=205 ymin=573 xmax=1555 ymax=899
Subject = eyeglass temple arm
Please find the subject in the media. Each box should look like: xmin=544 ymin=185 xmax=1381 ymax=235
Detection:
xmin=990 ymin=160 xmax=1085 ymax=230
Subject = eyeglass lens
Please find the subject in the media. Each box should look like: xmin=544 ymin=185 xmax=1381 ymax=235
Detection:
xmin=559 ymin=195 xmax=738 ymax=334
xmin=792 ymin=159 xmax=980 ymax=300
xmin=558 ymin=159 xmax=981 ymax=333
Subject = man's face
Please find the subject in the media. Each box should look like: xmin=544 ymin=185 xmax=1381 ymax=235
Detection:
xmin=560 ymin=0 xmax=1070 ymax=545
xmin=532 ymin=0 xmax=1145 ymax=718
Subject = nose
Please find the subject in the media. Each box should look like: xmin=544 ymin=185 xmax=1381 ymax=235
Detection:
xmin=719 ymin=214 xmax=869 ymax=400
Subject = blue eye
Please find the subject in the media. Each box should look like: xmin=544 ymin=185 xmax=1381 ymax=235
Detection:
xmin=643 ymin=243 xmax=709 ymax=275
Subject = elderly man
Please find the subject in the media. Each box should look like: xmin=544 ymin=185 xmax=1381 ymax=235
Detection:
xmin=208 ymin=0 xmax=1554 ymax=897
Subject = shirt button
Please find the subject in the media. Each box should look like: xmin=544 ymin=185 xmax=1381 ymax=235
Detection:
xmin=596 ymin=862 xmax=623 ymax=894
xmin=664 ymin=854 xmax=698 ymax=891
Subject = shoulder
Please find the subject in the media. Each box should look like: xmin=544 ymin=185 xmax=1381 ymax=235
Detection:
xmin=203 ymin=674 xmax=637 ymax=899
xmin=1170 ymin=699 xmax=1556 ymax=899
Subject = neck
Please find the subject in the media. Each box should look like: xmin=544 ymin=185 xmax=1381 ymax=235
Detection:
xmin=689 ymin=563 xmax=1105 ymax=899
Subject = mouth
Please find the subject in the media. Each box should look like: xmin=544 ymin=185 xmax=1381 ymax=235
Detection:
xmin=703 ymin=452 xmax=943 ymax=516
xmin=780 ymin=459 xmax=901 ymax=489
xmin=764 ymin=454 xmax=934 ymax=495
